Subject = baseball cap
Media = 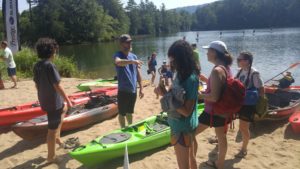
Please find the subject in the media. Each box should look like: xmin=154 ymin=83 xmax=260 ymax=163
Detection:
xmin=202 ymin=41 xmax=227 ymax=54
xmin=119 ymin=34 xmax=132 ymax=43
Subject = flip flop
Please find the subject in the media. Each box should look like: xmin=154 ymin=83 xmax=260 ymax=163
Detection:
xmin=235 ymin=150 xmax=247 ymax=158
xmin=208 ymin=137 xmax=218 ymax=144
xmin=205 ymin=161 xmax=218 ymax=169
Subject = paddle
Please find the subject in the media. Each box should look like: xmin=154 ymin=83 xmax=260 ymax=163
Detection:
xmin=264 ymin=62 xmax=300 ymax=84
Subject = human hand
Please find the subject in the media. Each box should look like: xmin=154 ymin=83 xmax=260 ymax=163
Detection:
xmin=133 ymin=60 xmax=143 ymax=68
xmin=139 ymin=89 xmax=144 ymax=99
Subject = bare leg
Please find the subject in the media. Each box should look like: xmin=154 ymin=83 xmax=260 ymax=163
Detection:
xmin=126 ymin=114 xmax=133 ymax=125
xmin=151 ymin=71 xmax=156 ymax=85
xmin=47 ymin=129 xmax=58 ymax=162
xmin=10 ymin=75 xmax=17 ymax=88
xmin=215 ymin=126 xmax=228 ymax=169
xmin=174 ymin=143 xmax=190 ymax=169
xmin=56 ymin=108 xmax=67 ymax=146
xmin=118 ymin=115 xmax=126 ymax=128
xmin=239 ymin=119 xmax=250 ymax=152
xmin=189 ymin=136 xmax=197 ymax=169
xmin=195 ymin=123 xmax=209 ymax=155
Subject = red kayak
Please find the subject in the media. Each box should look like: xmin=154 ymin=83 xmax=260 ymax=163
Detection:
xmin=289 ymin=111 xmax=300 ymax=133
xmin=0 ymin=87 xmax=117 ymax=126
xmin=259 ymin=89 xmax=300 ymax=120
xmin=12 ymin=99 xmax=118 ymax=140
xmin=265 ymin=86 xmax=300 ymax=93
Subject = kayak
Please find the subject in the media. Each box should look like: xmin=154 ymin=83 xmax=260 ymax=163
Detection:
xmin=69 ymin=104 xmax=204 ymax=167
xmin=77 ymin=79 xmax=150 ymax=91
xmin=77 ymin=79 xmax=118 ymax=91
xmin=265 ymin=85 xmax=300 ymax=93
xmin=289 ymin=111 xmax=300 ymax=133
xmin=12 ymin=96 xmax=118 ymax=140
xmin=257 ymin=89 xmax=300 ymax=120
xmin=0 ymin=87 xmax=118 ymax=126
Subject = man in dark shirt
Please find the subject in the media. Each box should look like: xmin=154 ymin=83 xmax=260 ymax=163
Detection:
xmin=33 ymin=38 xmax=73 ymax=163
xmin=113 ymin=34 xmax=144 ymax=128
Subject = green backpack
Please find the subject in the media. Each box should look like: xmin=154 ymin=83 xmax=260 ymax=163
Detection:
xmin=256 ymin=95 xmax=268 ymax=117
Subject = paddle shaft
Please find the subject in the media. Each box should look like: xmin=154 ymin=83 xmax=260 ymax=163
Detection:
xmin=264 ymin=62 xmax=300 ymax=84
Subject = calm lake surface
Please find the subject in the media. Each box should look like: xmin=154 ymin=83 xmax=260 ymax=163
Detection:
xmin=60 ymin=28 xmax=300 ymax=85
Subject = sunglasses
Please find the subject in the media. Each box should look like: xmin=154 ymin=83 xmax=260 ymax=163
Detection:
xmin=237 ymin=58 xmax=247 ymax=62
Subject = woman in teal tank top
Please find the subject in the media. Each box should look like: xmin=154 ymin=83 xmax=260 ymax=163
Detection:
xmin=155 ymin=40 xmax=200 ymax=169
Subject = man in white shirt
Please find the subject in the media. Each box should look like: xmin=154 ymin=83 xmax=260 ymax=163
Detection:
xmin=0 ymin=41 xmax=17 ymax=88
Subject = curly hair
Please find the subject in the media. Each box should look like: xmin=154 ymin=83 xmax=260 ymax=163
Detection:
xmin=168 ymin=40 xmax=200 ymax=83
xmin=35 ymin=38 xmax=58 ymax=59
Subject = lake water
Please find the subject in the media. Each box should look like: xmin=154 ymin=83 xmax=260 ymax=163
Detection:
xmin=60 ymin=27 xmax=300 ymax=85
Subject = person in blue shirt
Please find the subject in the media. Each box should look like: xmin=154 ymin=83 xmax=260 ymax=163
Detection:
xmin=113 ymin=34 xmax=144 ymax=128
xmin=155 ymin=40 xmax=200 ymax=169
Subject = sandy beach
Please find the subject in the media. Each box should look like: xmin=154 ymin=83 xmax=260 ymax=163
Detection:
xmin=0 ymin=78 xmax=300 ymax=169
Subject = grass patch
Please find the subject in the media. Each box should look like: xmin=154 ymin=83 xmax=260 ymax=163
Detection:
xmin=0 ymin=47 xmax=80 ymax=80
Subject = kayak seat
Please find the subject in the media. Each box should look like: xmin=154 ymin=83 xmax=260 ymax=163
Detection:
xmin=152 ymin=123 xmax=168 ymax=132
xmin=99 ymin=133 xmax=131 ymax=144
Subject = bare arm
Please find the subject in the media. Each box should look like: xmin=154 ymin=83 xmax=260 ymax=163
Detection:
xmin=115 ymin=57 xmax=142 ymax=68
xmin=137 ymin=67 xmax=144 ymax=98
xmin=176 ymin=99 xmax=196 ymax=117
xmin=259 ymin=87 xmax=265 ymax=97
xmin=200 ymin=68 xmax=225 ymax=102
xmin=53 ymin=83 xmax=73 ymax=108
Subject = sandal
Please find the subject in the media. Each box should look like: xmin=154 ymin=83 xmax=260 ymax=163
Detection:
xmin=235 ymin=150 xmax=247 ymax=158
xmin=205 ymin=161 xmax=218 ymax=169
xmin=63 ymin=137 xmax=80 ymax=149
xmin=208 ymin=137 xmax=218 ymax=144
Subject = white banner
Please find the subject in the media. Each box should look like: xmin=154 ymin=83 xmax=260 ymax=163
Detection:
xmin=4 ymin=0 xmax=20 ymax=53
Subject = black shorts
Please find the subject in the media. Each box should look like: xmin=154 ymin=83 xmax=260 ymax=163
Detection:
xmin=7 ymin=68 xmax=16 ymax=76
xmin=198 ymin=111 xmax=230 ymax=127
xmin=47 ymin=107 xmax=64 ymax=130
xmin=238 ymin=105 xmax=256 ymax=122
xmin=117 ymin=90 xmax=137 ymax=116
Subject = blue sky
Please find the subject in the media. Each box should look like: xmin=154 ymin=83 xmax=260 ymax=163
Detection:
xmin=17 ymin=0 xmax=220 ymax=12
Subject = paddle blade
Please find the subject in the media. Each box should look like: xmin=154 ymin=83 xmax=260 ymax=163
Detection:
xmin=289 ymin=62 xmax=300 ymax=69
xmin=124 ymin=144 xmax=130 ymax=169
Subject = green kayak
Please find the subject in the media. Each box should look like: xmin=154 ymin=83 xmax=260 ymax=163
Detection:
xmin=69 ymin=103 xmax=204 ymax=167
xmin=77 ymin=79 xmax=117 ymax=91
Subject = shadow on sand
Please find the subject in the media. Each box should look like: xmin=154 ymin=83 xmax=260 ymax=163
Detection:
xmin=198 ymin=145 xmax=242 ymax=169
xmin=0 ymin=138 xmax=44 ymax=161
xmin=284 ymin=123 xmax=300 ymax=140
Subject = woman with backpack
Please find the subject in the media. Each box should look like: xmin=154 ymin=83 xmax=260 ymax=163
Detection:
xmin=234 ymin=52 xmax=264 ymax=158
xmin=195 ymin=41 xmax=236 ymax=169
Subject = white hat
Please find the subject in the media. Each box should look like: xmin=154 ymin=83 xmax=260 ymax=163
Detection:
xmin=202 ymin=41 xmax=227 ymax=54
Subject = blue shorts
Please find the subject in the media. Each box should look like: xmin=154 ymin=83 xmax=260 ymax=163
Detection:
xmin=7 ymin=68 xmax=16 ymax=77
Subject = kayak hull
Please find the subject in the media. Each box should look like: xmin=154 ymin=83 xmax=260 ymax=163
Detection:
xmin=289 ymin=111 xmax=300 ymax=133
xmin=12 ymin=103 xmax=118 ymax=140
xmin=256 ymin=89 xmax=300 ymax=121
xmin=0 ymin=88 xmax=117 ymax=126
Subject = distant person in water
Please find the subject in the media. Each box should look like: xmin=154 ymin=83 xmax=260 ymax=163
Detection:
xmin=183 ymin=36 xmax=186 ymax=41
xmin=113 ymin=34 xmax=144 ymax=128
xmin=278 ymin=72 xmax=295 ymax=89
xmin=0 ymin=41 xmax=17 ymax=88
xmin=147 ymin=52 xmax=157 ymax=86
xmin=219 ymin=31 xmax=223 ymax=38
xmin=33 ymin=38 xmax=73 ymax=163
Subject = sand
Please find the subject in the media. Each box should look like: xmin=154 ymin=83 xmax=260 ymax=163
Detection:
xmin=0 ymin=78 xmax=300 ymax=169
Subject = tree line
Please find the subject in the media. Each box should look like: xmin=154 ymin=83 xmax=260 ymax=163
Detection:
xmin=192 ymin=0 xmax=300 ymax=30
xmin=1 ymin=0 xmax=299 ymax=45
xmin=16 ymin=0 xmax=192 ymax=44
